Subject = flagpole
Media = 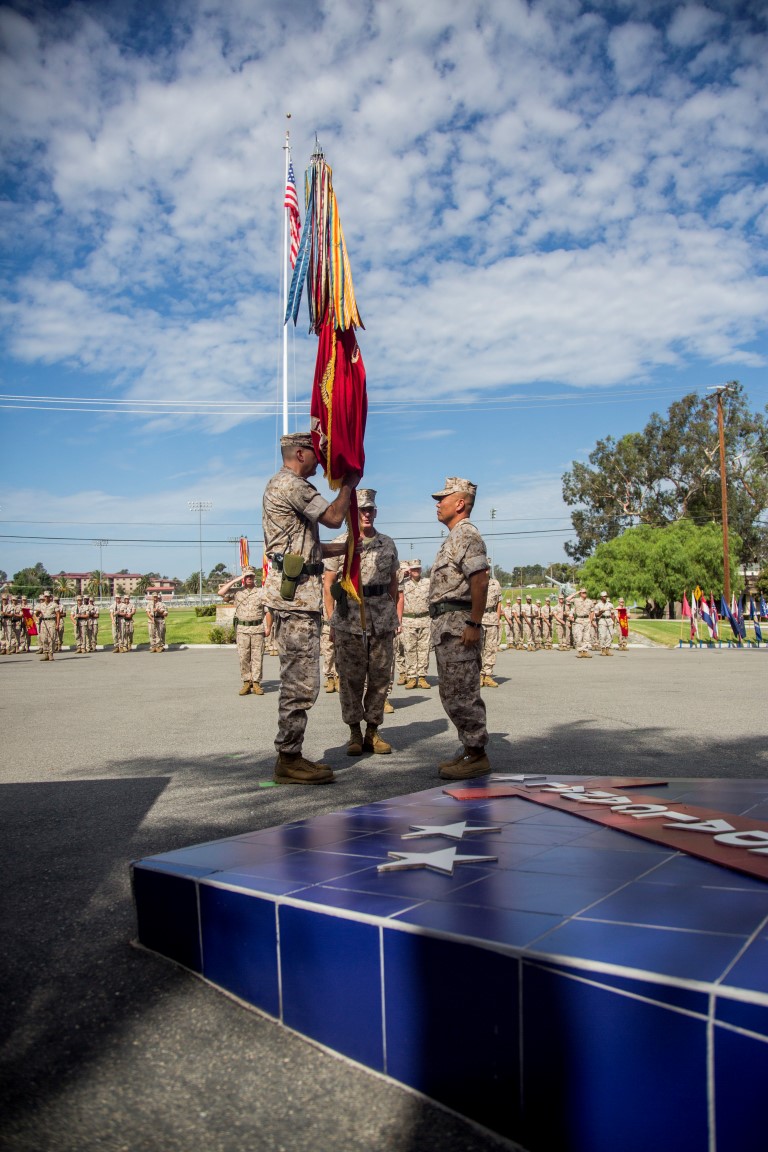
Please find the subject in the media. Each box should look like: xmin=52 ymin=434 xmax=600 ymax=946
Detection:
xmin=282 ymin=123 xmax=291 ymax=436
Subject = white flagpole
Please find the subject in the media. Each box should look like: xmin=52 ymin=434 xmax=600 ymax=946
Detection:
xmin=282 ymin=126 xmax=290 ymax=437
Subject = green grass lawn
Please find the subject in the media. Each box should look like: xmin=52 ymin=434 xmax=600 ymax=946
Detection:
xmin=53 ymin=609 xmax=227 ymax=648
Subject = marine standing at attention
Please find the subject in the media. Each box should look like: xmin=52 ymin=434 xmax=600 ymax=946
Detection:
xmin=323 ymin=489 xmax=400 ymax=757
xmin=218 ymin=567 xmax=268 ymax=694
xmin=262 ymin=431 xmax=360 ymax=785
xmin=428 ymin=476 xmax=491 ymax=780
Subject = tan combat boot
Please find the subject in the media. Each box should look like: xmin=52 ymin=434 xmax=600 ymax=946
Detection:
xmin=251 ymin=683 xmax=264 ymax=695
xmin=417 ymin=677 xmax=431 ymax=689
xmin=383 ymin=699 xmax=395 ymax=714
xmin=397 ymin=674 xmax=406 ymax=686
xmin=274 ymin=752 xmax=334 ymax=785
xmin=239 ymin=682 xmax=252 ymax=695
xmin=364 ymin=725 xmax=391 ymax=754
xmin=483 ymin=675 xmax=499 ymax=687
xmin=405 ymin=677 xmax=418 ymax=689
xmin=438 ymin=748 xmax=491 ymax=780
xmin=324 ymin=676 xmax=336 ymax=693
xmin=347 ymin=724 xmax=364 ymax=756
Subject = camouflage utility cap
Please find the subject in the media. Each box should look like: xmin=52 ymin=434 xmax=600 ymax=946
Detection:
xmin=431 ymin=477 xmax=477 ymax=500
xmin=280 ymin=431 xmax=314 ymax=450
xmin=357 ymin=489 xmax=377 ymax=509
xmin=242 ymin=566 xmax=258 ymax=578
xmin=409 ymin=558 xmax=422 ymax=568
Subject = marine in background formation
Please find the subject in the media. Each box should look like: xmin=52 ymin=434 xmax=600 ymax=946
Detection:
xmin=480 ymin=574 xmax=502 ymax=687
xmin=401 ymin=557 xmax=431 ymax=689
xmin=593 ymin=590 xmax=617 ymax=656
xmin=146 ymin=591 xmax=169 ymax=653
xmin=34 ymin=590 xmax=61 ymax=661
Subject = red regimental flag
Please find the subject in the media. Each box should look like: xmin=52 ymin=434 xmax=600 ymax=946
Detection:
xmin=311 ymin=322 xmax=367 ymax=608
xmin=617 ymin=607 xmax=629 ymax=638
xmin=22 ymin=607 xmax=38 ymax=636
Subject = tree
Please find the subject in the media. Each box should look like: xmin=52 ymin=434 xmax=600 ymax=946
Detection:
xmin=53 ymin=575 xmax=75 ymax=597
xmin=579 ymin=521 xmax=742 ymax=616
xmin=11 ymin=562 xmax=52 ymax=597
xmin=135 ymin=574 xmax=153 ymax=595
xmin=562 ymin=384 xmax=768 ymax=563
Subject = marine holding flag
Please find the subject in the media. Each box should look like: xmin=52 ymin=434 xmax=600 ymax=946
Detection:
xmin=262 ymin=432 xmax=360 ymax=785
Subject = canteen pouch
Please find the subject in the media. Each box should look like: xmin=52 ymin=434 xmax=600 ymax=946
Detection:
xmin=280 ymin=553 xmax=306 ymax=601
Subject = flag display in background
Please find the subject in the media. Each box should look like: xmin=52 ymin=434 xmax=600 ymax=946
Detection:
xmin=262 ymin=551 xmax=271 ymax=585
xmin=761 ymin=595 xmax=768 ymax=619
xmin=732 ymin=594 xmax=747 ymax=640
xmin=750 ymin=596 xmax=763 ymax=642
xmin=284 ymin=157 xmax=301 ymax=270
xmin=681 ymin=591 xmax=695 ymax=639
xmin=710 ymin=593 xmax=719 ymax=639
xmin=699 ymin=595 xmax=716 ymax=639
xmin=721 ymin=595 xmax=741 ymax=639
xmin=239 ymin=537 xmax=249 ymax=570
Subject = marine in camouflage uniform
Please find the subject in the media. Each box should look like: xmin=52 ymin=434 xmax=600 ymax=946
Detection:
xmin=324 ymin=490 xmax=399 ymax=756
xmin=567 ymin=587 xmax=594 ymax=658
xmin=480 ymin=575 xmax=502 ymax=686
xmin=218 ymin=568 xmax=267 ymax=692
xmin=320 ymin=601 xmax=337 ymax=691
xmin=429 ymin=477 xmax=490 ymax=780
xmin=616 ymin=598 xmax=630 ymax=650
xmin=521 ymin=595 xmax=540 ymax=651
xmin=71 ymin=596 xmax=89 ymax=653
xmin=553 ymin=594 xmax=571 ymax=651
xmin=539 ymin=598 xmax=554 ymax=649
xmin=86 ymin=597 xmax=98 ymax=651
xmin=18 ymin=597 xmax=31 ymax=651
xmin=0 ymin=593 xmax=12 ymax=654
xmin=262 ymin=431 xmax=360 ymax=785
xmin=504 ymin=596 xmax=524 ymax=650
xmin=593 ymin=590 xmax=616 ymax=655
xmin=121 ymin=596 xmax=135 ymax=650
xmin=146 ymin=592 xmax=169 ymax=652
xmin=401 ymin=558 xmax=431 ymax=688
xmin=34 ymin=590 xmax=60 ymax=661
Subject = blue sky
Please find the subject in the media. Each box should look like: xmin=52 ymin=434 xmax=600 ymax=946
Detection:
xmin=1 ymin=0 xmax=767 ymax=583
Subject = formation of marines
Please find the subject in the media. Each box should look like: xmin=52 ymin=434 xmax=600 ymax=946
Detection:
xmin=0 ymin=591 xmax=169 ymax=655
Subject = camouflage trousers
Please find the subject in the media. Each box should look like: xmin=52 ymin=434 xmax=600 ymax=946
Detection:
xmin=273 ymin=611 xmax=321 ymax=755
xmin=148 ymin=618 xmax=167 ymax=650
xmin=434 ymin=634 xmax=488 ymax=749
xmin=597 ymin=619 xmax=615 ymax=649
xmin=38 ymin=619 xmax=56 ymax=657
xmin=481 ymin=624 xmax=499 ymax=675
xmin=540 ymin=619 xmax=553 ymax=648
xmin=320 ymin=624 xmax=336 ymax=679
xmin=522 ymin=619 xmax=540 ymax=649
xmin=572 ymin=619 xmax=592 ymax=652
xmin=75 ymin=619 xmax=89 ymax=650
xmin=554 ymin=621 xmax=571 ymax=649
xmin=236 ymin=626 xmax=265 ymax=684
xmin=0 ymin=619 xmax=11 ymax=653
xmin=395 ymin=631 xmax=406 ymax=680
xmin=16 ymin=623 xmax=30 ymax=652
xmin=334 ymin=629 xmax=395 ymax=727
xmin=402 ymin=618 xmax=430 ymax=679
xmin=86 ymin=620 xmax=97 ymax=652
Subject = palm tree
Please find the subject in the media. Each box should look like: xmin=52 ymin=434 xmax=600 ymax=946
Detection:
xmin=53 ymin=575 xmax=75 ymax=597
xmin=135 ymin=574 xmax=153 ymax=595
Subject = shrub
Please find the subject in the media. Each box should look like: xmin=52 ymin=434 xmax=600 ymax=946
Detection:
xmin=195 ymin=605 xmax=217 ymax=617
xmin=209 ymin=625 xmax=236 ymax=644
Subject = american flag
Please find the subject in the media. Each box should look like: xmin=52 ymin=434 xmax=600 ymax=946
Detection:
xmin=284 ymin=158 xmax=301 ymax=269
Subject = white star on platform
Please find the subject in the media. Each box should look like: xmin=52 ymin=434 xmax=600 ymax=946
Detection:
xmin=491 ymin=774 xmax=547 ymax=782
xmin=401 ymin=822 xmax=501 ymax=841
xmin=377 ymin=847 xmax=498 ymax=875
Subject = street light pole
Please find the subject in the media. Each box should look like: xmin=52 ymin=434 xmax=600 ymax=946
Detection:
xmin=188 ymin=501 xmax=212 ymax=604
xmin=709 ymin=386 xmax=731 ymax=603
xmin=94 ymin=539 xmax=108 ymax=600
xmin=490 ymin=508 xmax=496 ymax=578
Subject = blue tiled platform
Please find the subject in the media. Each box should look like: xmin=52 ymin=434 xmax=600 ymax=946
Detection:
xmin=132 ymin=778 xmax=768 ymax=1152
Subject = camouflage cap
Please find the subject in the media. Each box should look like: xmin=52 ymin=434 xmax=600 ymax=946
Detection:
xmin=431 ymin=477 xmax=477 ymax=500
xmin=526 ymin=595 xmax=532 ymax=600
xmin=357 ymin=488 xmax=377 ymax=509
xmin=241 ymin=566 xmax=258 ymax=578
xmin=579 ymin=587 xmax=588 ymax=594
xmin=42 ymin=589 xmax=52 ymax=597
xmin=409 ymin=558 xmax=422 ymax=568
xmin=600 ymin=590 xmax=608 ymax=597
xmin=280 ymin=431 xmax=314 ymax=451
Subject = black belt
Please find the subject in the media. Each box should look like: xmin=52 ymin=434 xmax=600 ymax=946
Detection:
xmin=237 ymin=619 xmax=263 ymax=627
xmin=429 ymin=599 xmax=472 ymax=618
xmin=363 ymin=584 xmax=389 ymax=598
xmin=403 ymin=611 xmax=429 ymax=618
xmin=268 ymin=554 xmax=324 ymax=577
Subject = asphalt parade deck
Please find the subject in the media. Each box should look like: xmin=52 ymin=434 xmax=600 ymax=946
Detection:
xmin=2 ymin=645 xmax=766 ymax=1152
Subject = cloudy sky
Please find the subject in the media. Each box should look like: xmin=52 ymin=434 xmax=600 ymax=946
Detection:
xmin=1 ymin=0 xmax=767 ymax=583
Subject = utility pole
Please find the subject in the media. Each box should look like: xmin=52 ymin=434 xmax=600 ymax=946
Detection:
xmin=710 ymin=386 xmax=731 ymax=603
xmin=188 ymin=501 xmax=212 ymax=604
xmin=490 ymin=508 xmax=496 ymax=578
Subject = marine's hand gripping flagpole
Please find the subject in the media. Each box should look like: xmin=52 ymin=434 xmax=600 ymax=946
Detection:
xmin=284 ymin=138 xmax=368 ymax=627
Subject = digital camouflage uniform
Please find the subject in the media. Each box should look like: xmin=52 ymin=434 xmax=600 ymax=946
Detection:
xmin=226 ymin=584 xmax=266 ymax=686
xmin=326 ymin=528 xmax=399 ymax=730
xmin=553 ymin=598 xmax=571 ymax=650
xmin=121 ymin=599 xmax=135 ymax=650
xmin=262 ymin=465 xmax=328 ymax=756
xmin=86 ymin=598 xmax=98 ymax=651
xmin=429 ymin=519 xmax=489 ymax=751
xmin=568 ymin=591 xmax=594 ymax=656
xmin=594 ymin=594 xmax=616 ymax=654
xmin=539 ymin=599 xmax=553 ymax=649
xmin=71 ymin=598 xmax=89 ymax=652
xmin=480 ymin=576 xmax=502 ymax=679
xmin=521 ymin=597 xmax=540 ymax=650
xmin=18 ymin=599 xmax=31 ymax=652
xmin=505 ymin=598 xmax=524 ymax=650
xmin=35 ymin=596 xmax=58 ymax=659
xmin=401 ymin=567 xmax=431 ymax=681
xmin=0 ymin=595 xmax=12 ymax=654
xmin=321 ymin=601 xmax=337 ymax=690
xmin=147 ymin=596 xmax=168 ymax=652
